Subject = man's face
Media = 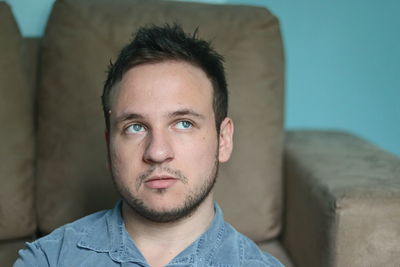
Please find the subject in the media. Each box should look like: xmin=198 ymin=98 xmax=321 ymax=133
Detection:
xmin=108 ymin=61 xmax=233 ymax=222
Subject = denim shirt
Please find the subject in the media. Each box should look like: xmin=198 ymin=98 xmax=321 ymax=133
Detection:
xmin=15 ymin=201 xmax=283 ymax=267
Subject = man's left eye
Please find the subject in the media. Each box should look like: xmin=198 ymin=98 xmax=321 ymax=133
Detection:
xmin=175 ymin=121 xmax=193 ymax=129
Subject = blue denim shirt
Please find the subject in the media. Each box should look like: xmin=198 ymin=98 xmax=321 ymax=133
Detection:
xmin=15 ymin=201 xmax=283 ymax=266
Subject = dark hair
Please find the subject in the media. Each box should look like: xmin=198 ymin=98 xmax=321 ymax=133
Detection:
xmin=101 ymin=24 xmax=228 ymax=132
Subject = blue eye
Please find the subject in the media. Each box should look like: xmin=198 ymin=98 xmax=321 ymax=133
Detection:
xmin=126 ymin=124 xmax=145 ymax=133
xmin=176 ymin=121 xmax=193 ymax=129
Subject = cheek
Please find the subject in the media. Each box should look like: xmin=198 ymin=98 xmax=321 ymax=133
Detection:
xmin=109 ymin=144 xmax=124 ymax=178
xmin=179 ymin=135 xmax=218 ymax=165
xmin=109 ymin=139 xmax=136 ymax=176
xmin=110 ymin=136 xmax=140 ymax=160
xmin=109 ymin=141 xmax=142 ymax=191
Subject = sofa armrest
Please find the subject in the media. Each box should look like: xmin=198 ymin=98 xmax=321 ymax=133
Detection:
xmin=282 ymin=130 xmax=400 ymax=267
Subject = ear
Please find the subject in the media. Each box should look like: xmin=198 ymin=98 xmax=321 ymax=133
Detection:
xmin=218 ymin=117 xmax=234 ymax=163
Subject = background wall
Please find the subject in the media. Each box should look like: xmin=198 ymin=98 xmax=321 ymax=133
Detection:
xmin=4 ymin=0 xmax=400 ymax=156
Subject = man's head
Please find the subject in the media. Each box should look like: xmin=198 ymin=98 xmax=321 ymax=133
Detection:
xmin=102 ymin=24 xmax=228 ymax=133
xmin=102 ymin=24 xmax=233 ymax=223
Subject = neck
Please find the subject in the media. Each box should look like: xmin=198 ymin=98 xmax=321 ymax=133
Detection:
xmin=122 ymin=195 xmax=215 ymax=267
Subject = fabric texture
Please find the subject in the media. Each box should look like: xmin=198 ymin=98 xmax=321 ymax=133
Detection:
xmin=283 ymin=130 xmax=400 ymax=267
xmin=15 ymin=201 xmax=283 ymax=266
xmin=36 ymin=0 xmax=284 ymax=241
xmin=0 ymin=2 xmax=36 ymax=240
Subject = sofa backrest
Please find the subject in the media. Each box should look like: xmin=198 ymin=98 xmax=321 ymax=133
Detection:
xmin=36 ymin=0 xmax=284 ymax=242
xmin=0 ymin=2 xmax=36 ymax=240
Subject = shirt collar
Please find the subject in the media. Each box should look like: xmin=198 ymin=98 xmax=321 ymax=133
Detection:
xmin=77 ymin=200 xmax=226 ymax=264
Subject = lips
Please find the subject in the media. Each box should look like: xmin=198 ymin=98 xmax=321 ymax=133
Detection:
xmin=144 ymin=176 xmax=178 ymax=189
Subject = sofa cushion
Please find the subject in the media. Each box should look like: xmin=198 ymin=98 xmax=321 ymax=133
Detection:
xmin=0 ymin=2 xmax=36 ymax=239
xmin=37 ymin=0 xmax=284 ymax=241
xmin=258 ymin=240 xmax=295 ymax=267
xmin=0 ymin=239 xmax=30 ymax=266
xmin=284 ymin=130 xmax=400 ymax=267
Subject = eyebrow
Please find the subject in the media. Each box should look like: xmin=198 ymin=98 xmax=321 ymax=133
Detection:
xmin=168 ymin=109 xmax=205 ymax=120
xmin=115 ymin=113 xmax=145 ymax=124
xmin=114 ymin=108 xmax=205 ymax=125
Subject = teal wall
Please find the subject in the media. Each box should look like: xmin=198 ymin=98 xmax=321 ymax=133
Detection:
xmin=5 ymin=0 xmax=400 ymax=156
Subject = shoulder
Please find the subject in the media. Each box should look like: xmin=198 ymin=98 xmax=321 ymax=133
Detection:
xmin=14 ymin=210 xmax=109 ymax=267
xmin=214 ymin=222 xmax=283 ymax=267
xmin=37 ymin=209 xmax=108 ymax=244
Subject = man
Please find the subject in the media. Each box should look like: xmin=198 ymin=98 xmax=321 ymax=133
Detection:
xmin=15 ymin=24 xmax=283 ymax=266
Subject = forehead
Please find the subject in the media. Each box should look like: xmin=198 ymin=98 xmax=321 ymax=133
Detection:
xmin=110 ymin=61 xmax=214 ymax=116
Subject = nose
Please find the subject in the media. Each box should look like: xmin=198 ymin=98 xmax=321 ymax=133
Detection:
xmin=143 ymin=128 xmax=174 ymax=164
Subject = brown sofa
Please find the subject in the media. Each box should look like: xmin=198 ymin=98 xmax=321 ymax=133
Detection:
xmin=1 ymin=0 xmax=399 ymax=266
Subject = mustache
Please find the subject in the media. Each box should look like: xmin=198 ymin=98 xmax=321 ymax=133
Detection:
xmin=136 ymin=166 xmax=188 ymax=191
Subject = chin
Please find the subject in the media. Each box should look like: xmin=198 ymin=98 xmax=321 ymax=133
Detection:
xmin=124 ymin=190 xmax=211 ymax=223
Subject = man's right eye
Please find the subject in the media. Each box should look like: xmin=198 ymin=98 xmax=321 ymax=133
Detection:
xmin=125 ymin=124 xmax=145 ymax=133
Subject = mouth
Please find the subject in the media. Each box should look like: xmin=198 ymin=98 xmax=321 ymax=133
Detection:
xmin=144 ymin=176 xmax=178 ymax=189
